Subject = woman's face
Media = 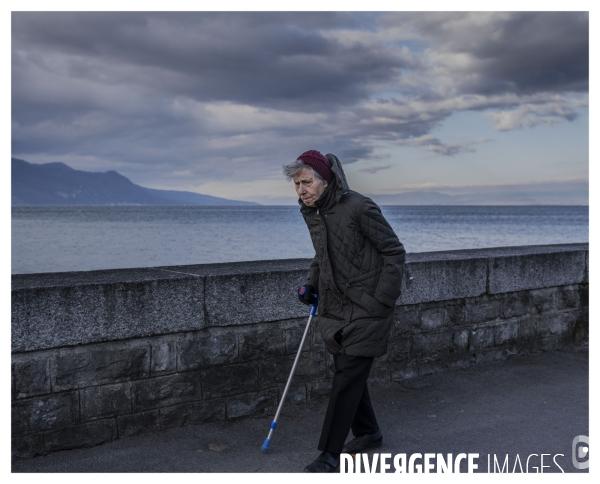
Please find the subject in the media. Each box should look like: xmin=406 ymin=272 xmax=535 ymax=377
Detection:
xmin=293 ymin=167 xmax=328 ymax=207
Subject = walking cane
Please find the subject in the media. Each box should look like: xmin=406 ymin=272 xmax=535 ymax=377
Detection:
xmin=261 ymin=290 xmax=318 ymax=453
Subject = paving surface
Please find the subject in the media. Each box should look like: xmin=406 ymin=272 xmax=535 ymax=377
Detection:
xmin=12 ymin=346 xmax=589 ymax=473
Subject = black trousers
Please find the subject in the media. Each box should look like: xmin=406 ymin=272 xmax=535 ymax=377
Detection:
xmin=317 ymin=354 xmax=380 ymax=454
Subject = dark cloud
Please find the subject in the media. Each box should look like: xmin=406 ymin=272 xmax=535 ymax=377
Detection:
xmin=11 ymin=12 xmax=588 ymax=191
xmin=392 ymin=12 xmax=589 ymax=96
xmin=12 ymin=12 xmax=406 ymax=111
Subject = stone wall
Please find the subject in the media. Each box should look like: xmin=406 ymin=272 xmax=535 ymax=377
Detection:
xmin=12 ymin=244 xmax=588 ymax=460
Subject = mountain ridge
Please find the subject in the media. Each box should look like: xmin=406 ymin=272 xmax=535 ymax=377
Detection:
xmin=11 ymin=158 xmax=258 ymax=206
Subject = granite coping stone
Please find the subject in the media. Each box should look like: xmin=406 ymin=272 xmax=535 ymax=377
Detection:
xmin=488 ymin=249 xmax=587 ymax=294
xmin=11 ymin=260 xmax=313 ymax=290
xmin=12 ymin=244 xmax=588 ymax=353
xmin=405 ymin=243 xmax=588 ymax=262
xmin=12 ymin=277 xmax=206 ymax=353
xmin=11 ymin=267 xmax=198 ymax=291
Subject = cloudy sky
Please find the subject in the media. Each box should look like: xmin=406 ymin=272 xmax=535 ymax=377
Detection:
xmin=11 ymin=10 xmax=589 ymax=204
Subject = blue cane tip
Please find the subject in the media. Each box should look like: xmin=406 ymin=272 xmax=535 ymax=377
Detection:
xmin=260 ymin=438 xmax=271 ymax=453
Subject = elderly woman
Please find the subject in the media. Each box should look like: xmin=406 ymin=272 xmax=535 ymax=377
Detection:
xmin=283 ymin=150 xmax=406 ymax=473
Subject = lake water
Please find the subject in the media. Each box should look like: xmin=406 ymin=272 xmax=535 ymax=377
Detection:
xmin=11 ymin=205 xmax=589 ymax=274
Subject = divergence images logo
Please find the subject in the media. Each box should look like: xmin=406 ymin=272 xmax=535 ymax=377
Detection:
xmin=572 ymin=435 xmax=589 ymax=470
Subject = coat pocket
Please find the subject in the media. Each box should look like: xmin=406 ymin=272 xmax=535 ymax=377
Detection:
xmin=320 ymin=289 xmax=346 ymax=320
xmin=317 ymin=316 xmax=347 ymax=355
xmin=358 ymin=291 xmax=392 ymax=318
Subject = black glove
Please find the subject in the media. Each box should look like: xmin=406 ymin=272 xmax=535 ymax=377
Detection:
xmin=298 ymin=285 xmax=317 ymax=305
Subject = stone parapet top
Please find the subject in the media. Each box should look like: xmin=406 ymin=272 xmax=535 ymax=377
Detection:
xmin=11 ymin=259 xmax=313 ymax=291
xmin=405 ymin=242 xmax=588 ymax=262
xmin=12 ymin=244 xmax=588 ymax=353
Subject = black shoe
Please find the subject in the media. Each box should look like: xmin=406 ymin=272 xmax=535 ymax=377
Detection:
xmin=342 ymin=429 xmax=383 ymax=453
xmin=304 ymin=452 xmax=340 ymax=473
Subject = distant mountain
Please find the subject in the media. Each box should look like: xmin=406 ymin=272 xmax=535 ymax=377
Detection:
xmin=369 ymin=186 xmax=588 ymax=206
xmin=11 ymin=158 xmax=257 ymax=206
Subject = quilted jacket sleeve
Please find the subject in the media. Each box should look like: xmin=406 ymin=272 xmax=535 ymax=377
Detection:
xmin=358 ymin=198 xmax=406 ymax=307
xmin=305 ymin=255 xmax=320 ymax=293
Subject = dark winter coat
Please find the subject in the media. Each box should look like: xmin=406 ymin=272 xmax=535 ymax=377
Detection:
xmin=300 ymin=153 xmax=406 ymax=357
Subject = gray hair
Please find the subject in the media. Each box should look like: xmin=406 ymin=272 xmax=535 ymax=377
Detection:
xmin=282 ymin=160 xmax=324 ymax=181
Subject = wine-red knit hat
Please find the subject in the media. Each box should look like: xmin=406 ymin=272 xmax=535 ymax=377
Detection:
xmin=296 ymin=150 xmax=333 ymax=184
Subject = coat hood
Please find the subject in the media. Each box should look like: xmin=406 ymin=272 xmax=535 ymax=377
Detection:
xmin=325 ymin=153 xmax=350 ymax=194
xmin=314 ymin=153 xmax=349 ymax=210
